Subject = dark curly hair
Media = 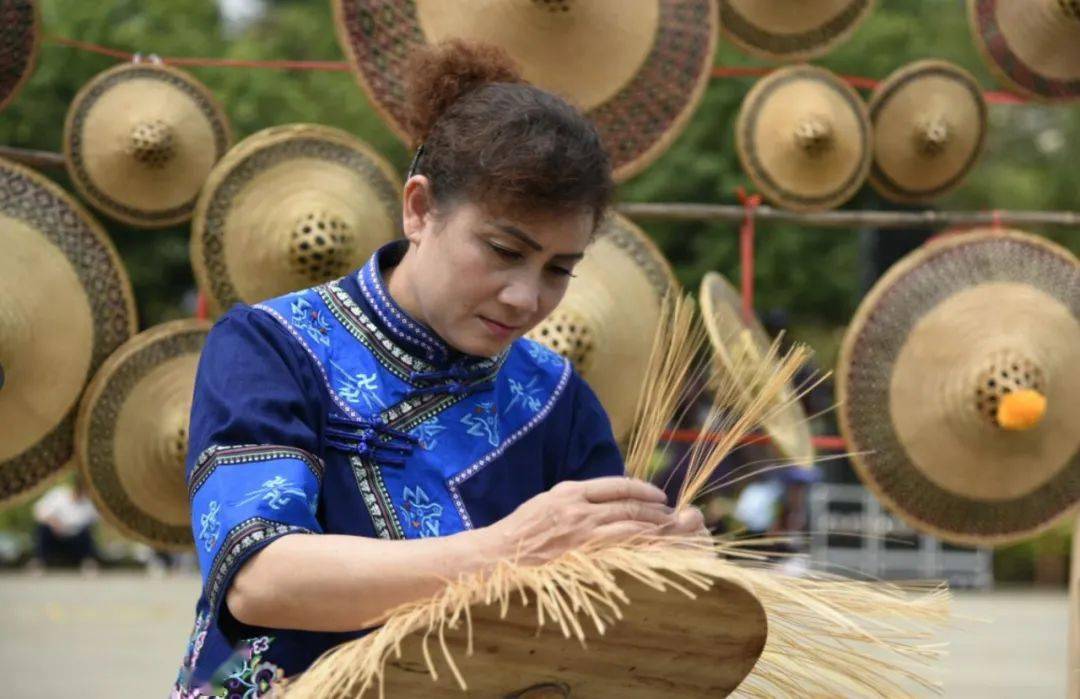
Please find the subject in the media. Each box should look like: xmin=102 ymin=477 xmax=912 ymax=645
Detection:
xmin=404 ymin=40 xmax=613 ymax=228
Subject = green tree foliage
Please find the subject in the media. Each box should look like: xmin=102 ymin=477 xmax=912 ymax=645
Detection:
xmin=0 ymin=0 xmax=1076 ymax=330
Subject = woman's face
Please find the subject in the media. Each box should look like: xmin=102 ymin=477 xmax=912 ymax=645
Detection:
xmin=396 ymin=177 xmax=593 ymax=357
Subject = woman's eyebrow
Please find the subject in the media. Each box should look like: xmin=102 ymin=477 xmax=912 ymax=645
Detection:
xmin=492 ymin=222 xmax=543 ymax=251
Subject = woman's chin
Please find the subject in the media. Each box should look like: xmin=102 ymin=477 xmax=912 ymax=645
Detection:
xmin=449 ymin=331 xmax=515 ymax=359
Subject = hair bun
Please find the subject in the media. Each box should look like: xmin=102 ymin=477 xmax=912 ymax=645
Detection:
xmin=404 ymin=40 xmax=524 ymax=146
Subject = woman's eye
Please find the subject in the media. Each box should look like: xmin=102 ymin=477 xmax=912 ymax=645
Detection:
xmin=547 ymin=266 xmax=575 ymax=278
xmin=488 ymin=243 xmax=522 ymax=261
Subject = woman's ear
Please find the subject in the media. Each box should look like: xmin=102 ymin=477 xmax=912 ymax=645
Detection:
xmin=402 ymin=175 xmax=434 ymax=245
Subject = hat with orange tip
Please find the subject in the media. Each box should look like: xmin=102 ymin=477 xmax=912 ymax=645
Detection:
xmin=838 ymin=228 xmax=1080 ymax=546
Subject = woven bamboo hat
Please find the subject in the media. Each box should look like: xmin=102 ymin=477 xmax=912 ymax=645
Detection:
xmin=191 ymin=124 xmax=402 ymax=315
xmin=63 ymin=62 xmax=231 ymax=228
xmin=74 ymin=319 xmax=209 ymax=550
xmin=736 ymin=65 xmax=872 ymax=212
xmin=0 ymin=157 xmax=137 ymax=505
xmin=838 ymin=229 xmax=1080 ymax=546
xmin=868 ymin=60 xmax=988 ymax=204
xmin=363 ymin=574 xmax=766 ymax=697
xmin=720 ymin=0 xmax=875 ymax=61
xmin=968 ymin=0 xmax=1080 ymax=101
xmin=699 ymin=272 xmax=814 ymax=467
xmin=332 ymin=0 xmax=717 ymax=182
xmin=0 ymin=0 xmax=40 ymax=112
xmin=527 ymin=214 xmax=677 ymax=442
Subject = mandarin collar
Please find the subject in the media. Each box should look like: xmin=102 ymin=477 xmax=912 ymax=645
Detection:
xmin=352 ymin=240 xmax=503 ymax=371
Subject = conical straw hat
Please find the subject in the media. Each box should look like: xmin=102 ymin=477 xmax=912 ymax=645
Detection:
xmin=63 ymin=63 xmax=232 ymax=228
xmin=0 ymin=157 xmax=137 ymax=505
xmin=868 ymin=60 xmax=988 ymax=204
xmin=720 ymin=0 xmax=875 ymax=61
xmin=736 ymin=65 xmax=871 ymax=212
xmin=527 ymin=214 xmax=677 ymax=442
xmin=968 ymin=0 xmax=1080 ymax=101
xmin=699 ymin=272 xmax=814 ymax=467
xmin=0 ymin=0 xmax=40 ymax=112
xmin=75 ymin=319 xmax=209 ymax=550
xmin=332 ymin=0 xmax=718 ymax=182
xmin=838 ymin=229 xmax=1080 ymax=546
xmin=191 ymin=124 xmax=402 ymax=315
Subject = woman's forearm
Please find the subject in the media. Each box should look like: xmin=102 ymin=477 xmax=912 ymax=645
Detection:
xmin=226 ymin=528 xmax=503 ymax=632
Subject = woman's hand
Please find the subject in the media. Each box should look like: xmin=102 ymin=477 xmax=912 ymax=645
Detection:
xmin=481 ymin=477 xmax=706 ymax=566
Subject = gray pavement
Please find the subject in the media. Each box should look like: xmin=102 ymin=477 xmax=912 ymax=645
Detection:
xmin=0 ymin=572 xmax=1068 ymax=697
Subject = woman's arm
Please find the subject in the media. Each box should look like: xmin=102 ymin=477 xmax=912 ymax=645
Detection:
xmin=227 ymin=477 xmax=702 ymax=631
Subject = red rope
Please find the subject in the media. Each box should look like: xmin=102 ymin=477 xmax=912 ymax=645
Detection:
xmin=735 ymin=187 xmax=762 ymax=324
xmin=711 ymin=65 xmax=1026 ymax=105
xmin=195 ymin=292 xmax=209 ymax=321
xmin=42 ymin=34 xmax=1032 ymax=99
xmin=45 ymin=34 xmax=351 ymax=72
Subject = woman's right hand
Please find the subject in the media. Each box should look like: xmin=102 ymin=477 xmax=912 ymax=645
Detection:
xmin=480 ymin=477 xmax=705 ymax=566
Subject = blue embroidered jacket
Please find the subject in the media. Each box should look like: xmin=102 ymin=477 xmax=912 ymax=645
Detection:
xmin=173 ymin=241 xmax=622 ymax=695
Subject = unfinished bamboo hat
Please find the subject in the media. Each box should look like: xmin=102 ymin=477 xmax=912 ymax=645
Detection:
xmin=63 ymin=62 xmax=232 ymax=228
xmin=191 ymin=124 xmax=402 ymax=314
xmin=968 ymin=0 xmax=1080 ymax=101
xmin=736 ymin=65 xmax=872 ymax=211
xmin=527 ymin=214 xmax=677 ymax=442
xmin=838 ymin=229 xmax=1080 ymax=546
xmin=720 ymin=0 xmax=875 ymax=61
xmin=75 ymin=319 xmax=209 ymax=550
xmin=332 ymin=0 xmax=717 ymax=182
xmin=0 ymin=0 xmax=40 ymax=112
xmin=0 ymin=157 xmax=137 ymax=505
xmin=337 ymin=573 xmax=766 ymax=697
xmin=699 ymin=272 xmax=814 ymax=467
xmin=868 ymin=60 xmax=988 ymax=204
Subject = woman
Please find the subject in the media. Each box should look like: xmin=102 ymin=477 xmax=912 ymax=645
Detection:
xmin=174 ymin=41 xmax=703 ymax=696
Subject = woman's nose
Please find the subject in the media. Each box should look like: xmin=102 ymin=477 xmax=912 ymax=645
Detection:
xmin=498 ymin=278 xmax=540 ymax=316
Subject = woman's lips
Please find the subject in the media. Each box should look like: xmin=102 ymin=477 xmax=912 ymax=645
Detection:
xmin=479 ymin=316 xmax=519 ymax=339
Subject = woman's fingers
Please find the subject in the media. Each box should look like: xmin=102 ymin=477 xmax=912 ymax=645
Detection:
xmin=580 ymin=477 xmax=667 ymax=505
xmin=587 ymin=500 xmax=674 ymax=527
xmin=587 ymin=520 xmax=657 ymax=545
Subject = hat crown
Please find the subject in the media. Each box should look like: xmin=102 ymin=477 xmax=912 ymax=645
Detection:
xmin=529 ymin=307 xmax=594 ymax=370
xmin=157 ymin=406 xmax=191 ymax=473
xmin=792 ymin=115 xmax=834 ymax=157
xmin=1057 ymin=0 xmax=1080 ymax=22
xmin=531 ymin=0 xmax=573 ymax=13
xmin=127 ymin=119 xmax=176 ymax=168
xmin=288 ymin=211 xmax=357 ymax=284
xmin=973 ymin=351 xmax=1046 ymax=427
xmin=913 ymin=114 xmax=951 ymax=156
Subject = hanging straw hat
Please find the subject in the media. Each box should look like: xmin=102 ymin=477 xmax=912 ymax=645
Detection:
xmin=0 ymin=0 xmax=41 ymax=112
xmin=74 ymin=319 xmax=209 ymax=550
xmin=526 ymin=213 xmax=677 ymax=442
xmin=968 ymin=0 xmax=1080 ymax=101
xmin=191 ymin=124 xmax=402 ymax=315
xmin=736 ymin=65 xmax=872 ymax=212
xmin=838 ymin=229 xmax=1080 ymax=547
xmin=332 ymin=0 xmax=717 ymax=182
xmin=699 ymin=272 xmax=814 ymax=467
xmin=0 ymin=157 xmax=137 ymax=505
xmin=63 ymin=62 xmax=232 ymax=228
xmin=867 ymin=60 xmax=988 ymax=204
xmin=720 ymin=0 xmax=875 ymax=62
